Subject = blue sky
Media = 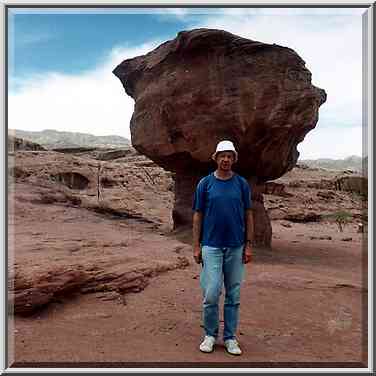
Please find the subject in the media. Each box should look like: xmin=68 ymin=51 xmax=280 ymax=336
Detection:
xmin=8 ymin=7 xmax=367 ymax=159
xmin=9 ymin=12 xmax=186 ymax=78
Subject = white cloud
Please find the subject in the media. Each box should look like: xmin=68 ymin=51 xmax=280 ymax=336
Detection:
xmin=185 ymin=11 xmax=364 ymax=157
xmin=8 ymin=41 xmax=162 ymax=140
xmin=220 ymin=8 xmax=365 ymax=16
xmin=9 ymin=10 xmax=364 ymax=159
xmin=188 ymin=13 xmax=363 ymax=125
xmin=297 ymin=125 xmax=364 ymax=159
xmin=159 ymin=8 xmax=191 ymax=19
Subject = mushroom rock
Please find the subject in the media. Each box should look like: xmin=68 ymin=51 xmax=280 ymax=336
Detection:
xmin=113 ymin=28 xmax=327 ymax=248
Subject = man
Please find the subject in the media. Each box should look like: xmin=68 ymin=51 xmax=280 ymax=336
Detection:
xmin=192 ymin=140 xmax=254 ymax=356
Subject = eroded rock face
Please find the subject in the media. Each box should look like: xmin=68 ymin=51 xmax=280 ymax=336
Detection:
xmin=8 ymin=135 xmax=45 ymax=152
xmin=113 ymin=28 xmax=327 ymax=248
xmin=259 ymin=182 xmax=292 ymax=197
xmin=10 ymin=151 xmax=174 ymax=227
xmin=335 ymin=176 xmax=367 ymax=196
xmin=10 ymin=269 xmax=89 ymax=315
xmin=10 ymin=253 xmax=190 ymax=316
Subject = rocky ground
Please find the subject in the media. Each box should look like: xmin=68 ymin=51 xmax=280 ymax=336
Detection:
xmin=7 ymin=147 xmax=368 ymax=368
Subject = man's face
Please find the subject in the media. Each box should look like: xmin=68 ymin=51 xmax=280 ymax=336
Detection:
xmin=216 ymin=151 xmax=236 ymax=171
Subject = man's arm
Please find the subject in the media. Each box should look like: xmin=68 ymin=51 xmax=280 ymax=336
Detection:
xmin=192 ymin=211 xmax=203 ymax=264
xmin=243 ymin=209 xmax=254 ymax=264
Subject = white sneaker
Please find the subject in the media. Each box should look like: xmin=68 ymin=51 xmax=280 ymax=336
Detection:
xmin=224 ymin=339 xmax=242 ymax=355
xmin=199 ymin=335 xmax=216 ymax=353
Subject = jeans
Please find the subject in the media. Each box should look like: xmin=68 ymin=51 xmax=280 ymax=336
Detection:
xmin=200 ymin=244 xmax=245 ymax=341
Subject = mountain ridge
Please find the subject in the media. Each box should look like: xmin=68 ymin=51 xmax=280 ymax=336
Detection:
xmin=9 ymin=129 xmax=366 ymax=173
xmin=300 ymin=155 xmax=366 ymax=173
xmin=9 ymin=129 xmax=131 ymax=149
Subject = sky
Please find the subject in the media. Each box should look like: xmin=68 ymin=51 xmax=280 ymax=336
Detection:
xmin=7 ymin=7 xmax=368 ymax=159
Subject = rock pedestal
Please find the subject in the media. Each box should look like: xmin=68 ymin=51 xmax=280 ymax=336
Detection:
xmin=172 ymin=172 xmax=201 ymax=230
xmin=113 ymin=28 xmax=326 ymax=248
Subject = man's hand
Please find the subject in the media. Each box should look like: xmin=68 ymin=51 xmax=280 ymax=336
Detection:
xmin=193 ymin=245 xmax=202 ymax=264
xmin=243 ymin=243 xmax=252 ymax=264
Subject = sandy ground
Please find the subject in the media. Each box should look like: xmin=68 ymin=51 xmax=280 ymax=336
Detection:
xmin=8 ymin=200 xmax=367 ymax=369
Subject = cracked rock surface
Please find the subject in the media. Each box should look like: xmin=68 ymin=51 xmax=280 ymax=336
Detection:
xmin=113 ymin=28 xmax=327 ymax=247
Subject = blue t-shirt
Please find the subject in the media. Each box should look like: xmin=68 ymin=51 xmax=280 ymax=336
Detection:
xmin=192 ymin=172 xmax=252 ymax=248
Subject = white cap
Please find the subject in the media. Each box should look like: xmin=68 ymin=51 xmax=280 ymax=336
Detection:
xmin=211 ymin=140 xmax=238 ymax=161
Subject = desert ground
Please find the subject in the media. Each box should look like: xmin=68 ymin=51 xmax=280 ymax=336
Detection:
xmin=7 ymin=148 xmax=367 ymax=368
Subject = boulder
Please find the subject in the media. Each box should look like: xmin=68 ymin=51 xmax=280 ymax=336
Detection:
xmin=259 ymin=181 xmax=292 ymax=197
xmin=284 ymin=211 xmax=322 ymax=223
xmin=113 ymin=28 xmax=326 ymax=248
xmin=96 ymin=148 xmax=133 ymax=161
xmin=10 ymin=269 xmax=89 ymax=315
xmin=335 ymin=175 xmax=367 ymax=196
xmin=10 ymin=258 xmax=190 ymax=316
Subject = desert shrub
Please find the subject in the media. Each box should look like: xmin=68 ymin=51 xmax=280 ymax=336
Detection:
xmin=323 ymin=211 xmax=353 ymax=232
xmin=350 ymin=190 xmax=367 ymax=202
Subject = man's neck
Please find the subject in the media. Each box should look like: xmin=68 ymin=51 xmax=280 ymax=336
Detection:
xmin=214 ymin=169 xmax=234 ymax=180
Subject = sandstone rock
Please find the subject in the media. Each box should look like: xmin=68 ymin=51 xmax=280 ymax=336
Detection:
xmin=82 ymin=271 xmax=148 ymax=294
xmin=11 ymin=254 xmax=190 ymax=316
xmin=284 ymin=211 xmax=321 ymax=223
xmin=319 ymin=179 xmax=336 ymax=190
xmin=80 ymin=256 xmax=190 ymax=295
xmin=96 ymin=292 xmax=120 ymax=301
xmin=10 ymin=290 xmax=53 ymax=316
xmin=266 ymin=207 xmax=286 ymax=221
xmin=10 ymin=150 xmax=174 ymax=228
xmin=114 ymin=28 xmax=326 ymax=179
xmin=307 ymin=180 xmax=335 ymax=190
xmin=96 ymin=149 xmax=133 ymax=161
xmin=281 ymin=222 xmax=292 ymax=228
xmin=341 ymin=237 xmax=353 ymax=242
xmin=286 ymin=179 xmax=334 ymax=192
xmin=335 ymin=175 xmax=367 ymax=196
xmin=10 ymin=269 xmax=89 ymax=316
xmin=309 ymin=235 xmax=332 ymax=240
xmin=288 ymin=180 xmax=304 ymax=188
xmin=53 ymin=147 xmax=97 ymax=154
xmin=317 ymin=190 xmax=336 ymax=200
xmin=252 ymin=198 xmax=272 ymax=248
xmin=259 ymin=182 xmax=292 ymax=197
xmin=113 ymin=28 xmax=326 ymax=248
xmin=8 ymin=166 xmax=31 ymax=180
xmin=8 ymin=135 xmax=45 ymax=152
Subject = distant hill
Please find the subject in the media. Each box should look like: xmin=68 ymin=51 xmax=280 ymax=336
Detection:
xmin=299 ymin=155 xmax=367 ymax=174
xmin=8 ymin=129 xmax=367 ymax=174
xmin=9 ymin=129 xmax=131 ymax=149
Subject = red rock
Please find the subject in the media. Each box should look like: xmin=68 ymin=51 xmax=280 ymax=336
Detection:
xmin=10 ymin=269 xmax=88 ymax=316
xmin=317 ymin=190 xmax=337 ymax=200
xmin=284 ymin=211 xmax=322 ymax=223
xmin=8 ymin=135 xmax=45 ymax=152
xmin=258 ymin=182 xmax=292 ymax=197
xmin=10 ymin=150 xmax=173 ymax=227
xmin=113 ymin=28 xmax=326 ymax=248
xmin=335 ymin=175 xmax=367 ymax=196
